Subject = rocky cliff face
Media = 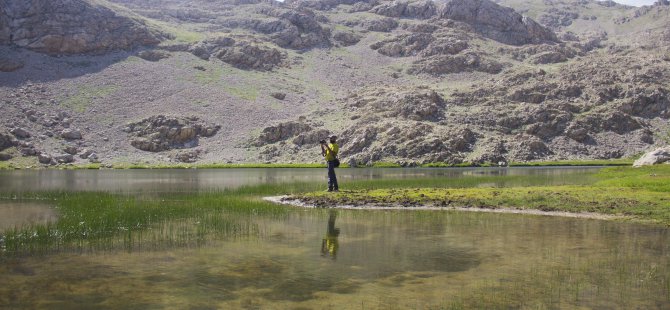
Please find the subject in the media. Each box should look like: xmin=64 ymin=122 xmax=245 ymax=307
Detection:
xmin=440 ymin=0 xmax=557 ymax=45
xmin=0 ymin=0 xmax=164 ymax=55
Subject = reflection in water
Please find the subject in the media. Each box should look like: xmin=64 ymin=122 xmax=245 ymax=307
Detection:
xmin=0 ymin=202 xmax=58 ymax=231
xmin=321 ymin=211 xmax=340 ymax=260
xmin=0 ymin=167 xmax=600 ymax=193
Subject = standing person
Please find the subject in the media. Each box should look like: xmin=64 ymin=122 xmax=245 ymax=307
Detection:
xmin=320 ymin=135 xmax=339 ymax=192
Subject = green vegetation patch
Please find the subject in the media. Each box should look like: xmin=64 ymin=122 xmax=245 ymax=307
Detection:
xmin=297 ymin=166 xmax=670 ymax=226
xmin=61 ymin=84 xmax=118 ymax=112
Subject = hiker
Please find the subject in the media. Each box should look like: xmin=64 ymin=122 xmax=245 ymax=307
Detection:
xmin=320 ymin=135 xmax=339 ymax=192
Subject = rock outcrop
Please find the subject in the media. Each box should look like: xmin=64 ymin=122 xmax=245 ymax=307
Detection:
xmin=0 ymin=0 xmax=165 ymax=55
xmin=439 ymin=0 xmax=557 ymax=45
xmin=124 ymin=115 xmax=220 ymax=152
xmin=633 ymin=147 xmax=670 ymax=167
xmin=189 ymin=37 xmax=286 ymax=71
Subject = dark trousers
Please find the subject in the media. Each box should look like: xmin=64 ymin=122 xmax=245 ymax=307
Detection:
xmin=327 ymin=160 xmax=339 ymax=190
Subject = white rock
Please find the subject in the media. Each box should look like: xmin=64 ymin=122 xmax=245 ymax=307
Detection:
xmin=633 ymin=147 xmax=670 ymax=167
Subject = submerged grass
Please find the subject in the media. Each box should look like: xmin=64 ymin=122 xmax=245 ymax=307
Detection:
xmin=298 ymin=166 xmax=670 ymax=226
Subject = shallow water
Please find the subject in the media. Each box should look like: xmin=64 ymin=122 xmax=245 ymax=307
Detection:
xmin=0 ymin=167 xmax=668 ymax=309
xmin=0 ymin=166 xmax=598 ymax=193
xmin=0 ymin=202 xmax=57 ymax=231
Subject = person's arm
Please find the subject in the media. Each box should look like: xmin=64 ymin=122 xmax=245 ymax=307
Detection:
xmin=320 ymin=143 xmax=326 ymax=156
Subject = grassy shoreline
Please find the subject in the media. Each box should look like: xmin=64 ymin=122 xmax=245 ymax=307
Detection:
xmin=294 ymin=165 xmax=670 ymax=226
xmin=0 ymin=159 xmax=635 ymax=170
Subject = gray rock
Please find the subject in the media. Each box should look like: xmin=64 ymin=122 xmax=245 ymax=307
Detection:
xmin=271 ymin=92 xmax=287 ymax=100
xmin=61 ymin=129 xmax=82 ymax=140
xmin=0 ymin=56 xmax=24 ymax=72
xmin=292 ymin=129 xmax=330 ymax=146
xmin=333 ymin=31 xmax=361 ymax=46
xmin=138 ymin=50 xmax=171 ymax=62
xmin=363 ymin=18 xmax=399 ymax=32
xmin=54 ymin=154 xmax=74 ymax=164
xmin=79 ymin=149 xmax=94 ymax=159
xmin=255 ymin=121 xmax=313 ymax=146
xmin=0 ymin=153 xmax=12 ymax=161
xmin=10 ymin=127 xmax=31 ymax=139
xmin=38 ymin=153 xmax=52 ymax=164
xmin=0 ymin=132 xmax=16 ymax=151
xmin=0 ymin=0 xmax=165 ymax=55
xmin=63 ymin=146 xmax=78 ymax=155
xmin=125 ymin=115 xmax=220 ymax=152
xmin=633 ymin=147 xmax=670 ymax=167
xmin=439 ymin=0 xmax=557 ymax=46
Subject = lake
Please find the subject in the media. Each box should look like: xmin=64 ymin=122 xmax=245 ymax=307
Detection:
xmin=0 ymin=167 xmax=668 ymax=309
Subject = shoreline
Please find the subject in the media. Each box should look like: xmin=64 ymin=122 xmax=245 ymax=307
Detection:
xmin=263 ymin=196 xmax=624 ymax=221
xmin=0 ymin=161 xmax=632 ymax=170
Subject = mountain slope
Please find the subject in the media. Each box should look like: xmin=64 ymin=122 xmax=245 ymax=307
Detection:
xmin=0 ymin=0 xmax=668 ymax=167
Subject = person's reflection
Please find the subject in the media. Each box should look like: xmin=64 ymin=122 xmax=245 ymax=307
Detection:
xmin=321 ymin=211 xmax=340 ymax=260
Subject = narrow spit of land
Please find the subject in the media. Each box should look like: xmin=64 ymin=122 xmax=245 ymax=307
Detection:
xmin=279 ymin=166 xmax=670 ymax=226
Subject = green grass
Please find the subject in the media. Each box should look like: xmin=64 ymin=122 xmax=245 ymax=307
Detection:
xmin=61 ymin=85 xmax=118 ymax=112
xmin=510 ymin=159 xmax=634 ymax=167
xmin=297 ymin=165 xmax=670 ymax=226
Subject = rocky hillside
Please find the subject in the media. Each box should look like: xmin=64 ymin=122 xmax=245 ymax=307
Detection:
xmin=0 ymin=0 xmax=669 ymax=167
xmin=0 ymin=0 xmax=165 ymax=55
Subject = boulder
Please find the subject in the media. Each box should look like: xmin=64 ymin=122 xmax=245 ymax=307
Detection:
xmin=54 ymin=154 xmax=74 ymax=164
xmin=214 ymin=41 xmax=285 ymax=71
xmin=61 ymin=129 xmax=83 ymax=140
xmin=138 ymin=50 xmax=171 ymax=62
xmin=271 ymin=92 xmax=287 ymax=100
xmin=79 ymin=149 xmax=94 ymax=159
xmin=255 ymin=121 xmax=313 ymax=146
xmin=63 ymin=146 xmax=78 ymax=155
xmin=333 ymin=31 xmax=361 ymax=46
xmin=10 ymin=127 xmax=31 ymax=139
xmin=0 ymin=57 xmax=24 ymax=72
xmin=0 ymin=132 xmax=16 ymax=151
xmin=0 ymin=153 xmax=12 ymax=161
xmin=125 ymin=115 xmax=220 ymax=152
xmin=363 ymin=18 xmax=399 ymax=32
xmin=38 ymin=153 xmax=52 ymax=164
xmin=633 ymin=147 xmax=670 ymax=167
xmin=292 ymin=129 xmax=330 ymax=146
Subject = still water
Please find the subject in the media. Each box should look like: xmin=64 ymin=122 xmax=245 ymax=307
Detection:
xmin=0 ymin=166 xmax=598 ymax=193
xmin=0 ymin=168 xmax=668 ymax=309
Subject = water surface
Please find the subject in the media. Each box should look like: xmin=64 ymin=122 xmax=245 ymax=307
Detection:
xmin=0 ymin=167 xmax=668 ymax=309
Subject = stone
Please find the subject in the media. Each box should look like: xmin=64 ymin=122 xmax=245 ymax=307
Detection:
xmin=138 ymin=50 xmax=171 ymax=62
xmin=255 ymin=121 xmax=313 ymax=146
xmin=0 ymin=57 xmax=24 ymax=72
xmin=633 ymin=147 xmax=670 ymax=167
xmin=38 ymin=153 xmax=52 ymax=164
xmin=10 ymin=127 xmax=31 ymax=139
xmin=79 ymin=149 xmax=94 ymax=159
xmin=333 ymin=31 xmax=361 ymax=46
xmin=63 ymin=146 xmax=78 ymax=155
xmin=0 ymin=153 xmax=12 ymax=161
xmin=0 ymin=132 xmax=16 ymax=151
xmin=125 ymin=115 xmax=220 ymax=152
xmin=271 ymin=92 xmax=287 ymax=100
xmin=54 ymin=154 xmax=74 ymax=164
xmin=61 ymin=129 xmax=82 ymax=140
